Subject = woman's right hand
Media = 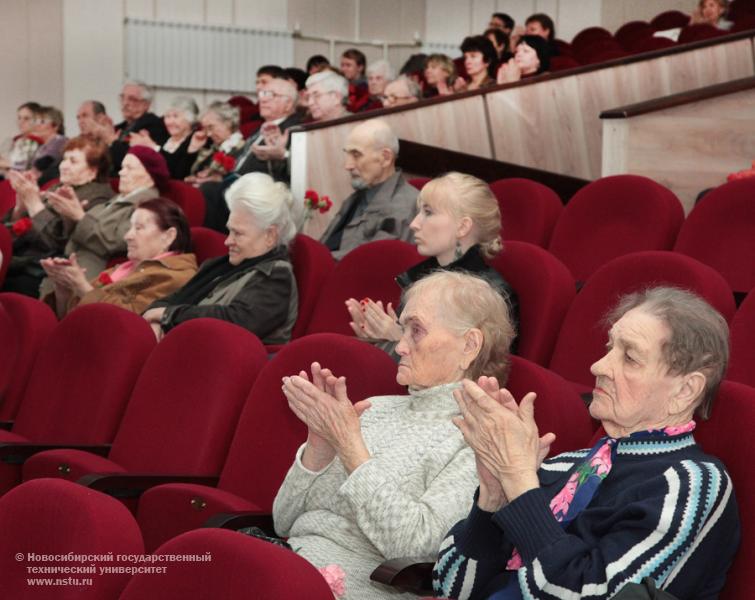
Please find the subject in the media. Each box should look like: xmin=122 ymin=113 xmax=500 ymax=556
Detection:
xmin=497 ymin=59 xmax=522 ymax=84
xmin=188 ymin=129 xmax=208 ymax=153
xmin=346 ymin=298 xmax=402 ymax=342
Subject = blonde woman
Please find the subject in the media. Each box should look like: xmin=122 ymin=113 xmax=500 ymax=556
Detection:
xmin=347 ymin=171 xmax=519 ymax=354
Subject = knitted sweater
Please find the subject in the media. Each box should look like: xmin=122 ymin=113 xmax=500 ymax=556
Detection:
xmin=433 ymin=430 xmax=740 ymax=600
xmin=273 ymin=382 xmax=478 ymax=600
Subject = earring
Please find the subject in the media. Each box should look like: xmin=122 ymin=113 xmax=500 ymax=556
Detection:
xmin=454 ymin=240 xmax=463 ymax=260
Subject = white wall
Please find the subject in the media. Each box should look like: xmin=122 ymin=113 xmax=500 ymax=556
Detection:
xmin=0 ymin=0 xmax=703 ymax=143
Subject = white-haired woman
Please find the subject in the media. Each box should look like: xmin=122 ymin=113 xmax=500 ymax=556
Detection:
xmin=185 ymin=101 xmax=245 ymax=184
xmin=143 ymin=172 xmax=301 ymax=343
xmin=275 ymin=271 xmax=517 ymax=599
xmin=362 ymin=59 xmax=394 ymax=112
xmin=306 ymin=70 xmax=350 ymax=122
xmin=347 ymin=171 xmax=519 ymax=355
xmin=130 ymin=96 xmax=200 ymax=179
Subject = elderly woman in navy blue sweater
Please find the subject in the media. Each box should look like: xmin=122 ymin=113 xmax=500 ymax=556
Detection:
xmin=434 ymin=286 xmax=739 ymax=599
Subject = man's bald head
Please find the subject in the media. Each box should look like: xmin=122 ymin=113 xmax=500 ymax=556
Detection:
xmin=343 ymin=118 xmax=399 ymax=189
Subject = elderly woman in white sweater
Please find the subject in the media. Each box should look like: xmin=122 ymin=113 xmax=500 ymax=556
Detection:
xmin=274 ymin=271 xmax=517 ymax=599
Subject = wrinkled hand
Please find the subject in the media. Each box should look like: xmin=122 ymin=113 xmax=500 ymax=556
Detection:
xmin=41 ymin=253 xmax=92 ymax=296
xmin=7 ymin=170 xmax=41 ymax=215
xmin=282 ymin=368 xmax=372 ymax=472
xmin=128 ymin=129 xmax=158 ymax=149
xmin=497 ymin=59 xmax=522 ymax=84
xmin=346 ymin=298 xmax=402 ymax=342
xmin=188 ymin=129 xmax=209 ymax=153
xmin=251 ymin=129 xmax=289 ymax=161
xmin=453 ymin=379 xmax=554 ymax=503
xmin=45 ymin=186 xmax=87 ymax=222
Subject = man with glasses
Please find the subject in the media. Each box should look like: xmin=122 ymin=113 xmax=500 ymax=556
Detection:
xmin=305 ymin=70 xmax=350 ymax=122
xmin=199 ymin=76 xmax=300 ymax=230
xmin=106 ymin=80 xmax=168 ymax=174
xmin=381 ymin=76 xmax=421 ymax=108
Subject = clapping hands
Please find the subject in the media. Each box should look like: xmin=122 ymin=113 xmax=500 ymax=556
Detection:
xmin=345 ymin=298 xmax=402 ymax=342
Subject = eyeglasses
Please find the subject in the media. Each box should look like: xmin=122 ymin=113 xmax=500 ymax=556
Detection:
xmin=119 ymin=94 xmax=146 ymax=103
xmin=379 ymin=94 xmax=414 ymax=103
xmin=307 ymin=90 xmax=335 ymax=102
xmin=257 ymin=89 xmax=290 ymax=100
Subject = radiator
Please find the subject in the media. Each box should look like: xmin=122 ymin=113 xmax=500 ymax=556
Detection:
xmin=125 ymin=18 xmax=294 ymax=92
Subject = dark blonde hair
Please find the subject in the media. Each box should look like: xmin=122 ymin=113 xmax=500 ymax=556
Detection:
xmin=418 ymin=172 xmax=502 ymax=259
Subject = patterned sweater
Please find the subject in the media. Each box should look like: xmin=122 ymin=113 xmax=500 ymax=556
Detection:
xmin=433 ymin=431 xmax=740 ymax=600
xmin=272 ymin=382 xmax=478 ymax=600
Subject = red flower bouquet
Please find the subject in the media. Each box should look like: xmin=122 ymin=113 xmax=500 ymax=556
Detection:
xmin=209 ymin=151 xmax=237 ymax=175
xmin=304 ymin=189 xmax=333 ymax=214
xmin=98 ymin=271 xmax=113 ymax=286
xmin=11 ymin=217 xmax=33 ymax=237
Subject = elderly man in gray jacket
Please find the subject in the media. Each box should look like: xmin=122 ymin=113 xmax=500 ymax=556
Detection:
xmin=321 ymin=119 xmax=418 ymax=259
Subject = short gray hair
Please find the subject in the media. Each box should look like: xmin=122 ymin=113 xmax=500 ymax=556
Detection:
xmin=123 ymin=79 xmax=154 ymax=103
xmin=225 ymin=173 xmax=302 ymax=246
xmin=306 ymin=70 xmax=349 ymax=104
xmin=363 ymin=118 xmax=399 ymax=157
xmin=168 ymin=96 xmax=199 ymax=125
xmin=367 ymin=59 xmax=395 ymax=80
xmin=202 ymin=101 xmax=240 ymax=131
xmin=392 ymin=75 xmax=422 ymax=100
xmin=606 ymin=286 xmax=730 ymax=419
xmin=403 ymin=271 xmax=514 ymax=383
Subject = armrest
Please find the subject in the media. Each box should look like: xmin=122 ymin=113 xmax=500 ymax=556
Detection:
xmin=78 ymin=473 xmax=220 ymax=499
xmin=370 ymin=557 xmax=435 ymax=595
xmin=0 ymin=421 xmax=14 ymax=430
xmin=203 ymin=511 xmax=275 ymax=533
xmin=0 ymin=443 xmax=111 ymax=465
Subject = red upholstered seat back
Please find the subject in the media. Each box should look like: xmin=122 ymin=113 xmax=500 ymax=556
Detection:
xmin=0 ymin=180 xmax=16 ymax=216
xmin=120 ymin=528 xmax=334 ymax=600
xmin=219 ymin=333 xmax=405 ymax=511
xmin=109 ymin=319 xmax=266 ymax=474
xmin=650 ymin=10 xmax=691 ymax=29
xmin=507 ymin=356 xmax=595 ymax=455
xmin=13 ymin=304 xmax=155 ymax=443
xmin=727 ymin=290 xmax=755 ymax=387
xmin=615 ymin=20 xmax=653 ymax=49
xmin=0 ymin=225 xmax=11 ymax=288
xmin=571 ymin=26 xmax=613 ymax=52
xmin=694 ymin=381 xmax=755 ymax=600
xmin=548 ymin=175 xmax=684 ymax=282
xmin=0 ymin=294 xmax=57 ymax=421
xmin=0 ymin=478 xmax=143 ymax=600
xmin=549 ymin=251 xmax=736 ymax=387
xmin=0 ymin=304 xmax=17 ymax=402
xmin=673 ymin=178 xmax=755 ymax=294
xmin=488 ymin=241 xmax=575 ymax=366
xmin=189 ymin=226 xmax=228 ymax=265
xmin=678 ymin=23 xmax=725 ymax=43
xmin=489 ymin=178 xmax=563 ymax=247
xmin=289 ymin=234 xmax=335 ymax=338
xmin=306 ymin=239 xmax=422 ymax=335
xmin=163 ymin=179 xmax=206 ymax=227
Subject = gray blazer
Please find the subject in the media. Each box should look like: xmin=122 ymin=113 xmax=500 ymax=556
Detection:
xmin=321 ymin=170 xmax=418 ymax=260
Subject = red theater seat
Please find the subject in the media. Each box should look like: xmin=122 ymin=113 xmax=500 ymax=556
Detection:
xmin=728 ymin=289 xmax=755 ymax=387
xmin=164 ymin=179 xmax=206 ymax=227
xmin=120 ymin=529 xmax=334 ymax=599
xmin=651 ymin=10 xmax=691 ymax=30
xmin=489 ymin=178 xmax=563 ymax=247
xmin=0 ymin=225 xmax=11 ymax=289
xmin=137 ymin=333 xmax=404 ymax=551
xmin=189 ymin=226 xmax=227 ymax=264
xmin=0 ymin=478 xmax=143 ymax=600
xmin=548 ymin=175 xmax=684 ymax=284
xmin=289 ymin=234 xmax=336 ymax=339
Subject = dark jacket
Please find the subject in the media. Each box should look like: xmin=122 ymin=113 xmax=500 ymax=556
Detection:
xmin=148 ymin=246 xmax=298 ymax=344
xmin=232 ymin=113 xmax=301 ymax=183
xmin=110 ymin=112 xmax=169 ymax=174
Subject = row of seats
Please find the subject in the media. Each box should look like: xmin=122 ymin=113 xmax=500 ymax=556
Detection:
xmin=410 ymin=174 xmax=755 ymax=293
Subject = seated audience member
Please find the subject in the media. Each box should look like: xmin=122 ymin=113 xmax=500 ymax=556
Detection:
xmin=497 ymin=35 xmax=551 ymax=83
xmin=256 ymin=65 xmax=286 ymax=89
xmin=423 ymin=54 xmax=463 ymax=97
xmin=29 ymin=106 xmax=68 ymax=184
xmin=0 ymin=102 xmax=42 ymax=175
xmin=130 ymin=96 xmax=199 ymax=180
xmin=283 ymin=67 xmax=310 ymax=115
xmin=486 ymin=27 xmax=513 ymax=63
xmin=273 ymin=270 xmax=515 ymax=600
xmin=690 ymin=0 xmax=733 ymax=29
xmin=186 ymin=102 xmax=245 ymax=183
xmin=306 ymin=70 xmax=350 ymax=122
xmin=363 ymin=59 xmax=393 ymax=111
xmin=321 ymin=118 xmax=418 ymax=259
xmin=199 ymin=77 xmax=300 ymax=231
xmin=306 ymin=54 xmax=331 ymax=75
xmin=347 ymin=171 xmax=519 ymax=354
xmin=340 ymin=48 xmax=369 ymax=112
xmin=400 ymin=53 xmax=429 ymax=86
xmin=461 ymin=35 xmax=498 ymax=90
xmin=525 ymin=12 xmax=560 ymax=56
xmin=143 ymin=172 xmax=299 ymax=343
xmin=103 ymin=80 xmax=169 ymax=174
xmin=3 ymin=136 xmax=113 ymax=296
xmin=381 ymin=76 xmax=422 ymax=108
xmin=42 ymin=197 xmax=196 ymax=317
xmin=76 ymin=100 xmax=110 ymax=138
xmin=38 ymin=146 xmax=168 ymax=295
xmin=434 ymin=286 xmax=740 ymax=600
xmin=489 ymin=12 xmax=515 ymax=36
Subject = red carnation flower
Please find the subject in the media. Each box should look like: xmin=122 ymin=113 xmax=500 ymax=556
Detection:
xmin=98 ymin=271 xmax=113 ymax=286
xmin=11 ymin=217 xmax=33 ymax=237
xmin=318 ymin=195 xmax=333 ymax=214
